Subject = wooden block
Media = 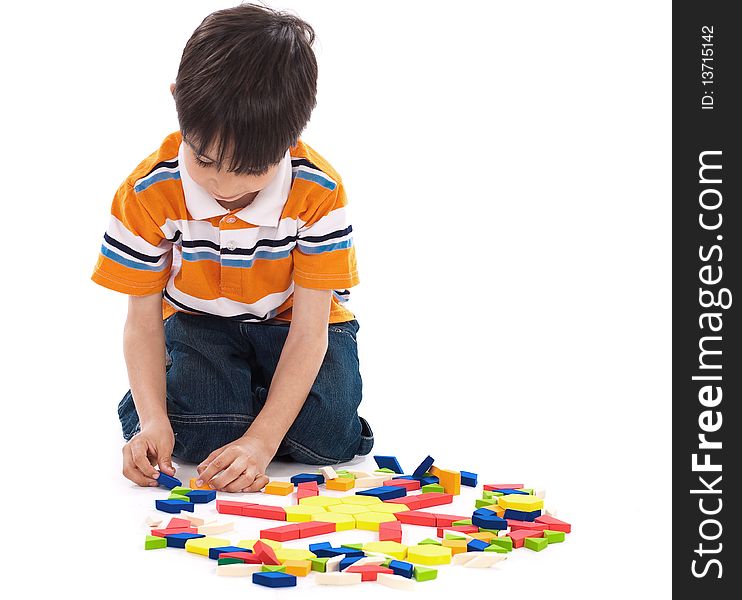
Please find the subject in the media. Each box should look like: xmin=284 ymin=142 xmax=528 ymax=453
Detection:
xmin=395 ymin=510 xmax=437 ymax=526
xmin=346 ymin=564 xmax=394 ymax=581
xmin=507 ymin=529 xmax=544 ymax=548
xmin=498 ymin=494 xmax=545 ymax=512
xmin=437 ymin=525 xmax=478 ymax=538
xmin=507 ymin=519 xmax=549 ymax=532
xmin=483 ymin=483 xmax=525 ymax=491
xmin=314 ymin=572 xmax=363 ymax=585
xmin=183 ymin=513 xmax=217 ymax=527
xmin=412 ymin=455 xmax=435 ymax=478
xmin=413 ymin=565 xmax=438 ymax=582
xmin=166 ymin=517 xmax=191 ymax=529
xmin=284 ymin=560 xmax=312 ymax=577
xmin=428 ymin=466 xmax=461 ymax=496
xmin=421 ymin=484 xmax=445 ymax=493
xmin=377 ymin=572 xmax=415 ymax=590
xmin=407 ymin=544 xmax=452 ymax=565
xmin=264 ymin=481 xmax=294 ymax=496
xmin=339 ymin=495 xmax=383 ymax=506
xmin=252 ymin=572 xmax=297 ymax=588
xmin=325 ymin=478 xmax=355 ymax=491
xmin=183 ymin=536 xmax=231 ymax=556
xmin=356 ymin=512 xmax=398 ymax=531
xmin=384 ymin=496 xmax=423 ymax=510
xmin=259 ymin=523 xmax=302 ymax=542
xmin=441 ymin=538 xmax=468 ymax=555
xmin=362 ymin=541 xmax=409 ymax=560
xmin=296 ymin=487 xmax=318 ymax=501
xmin=543 ymin=529 xmax=566 ymax=544
xmin=535 ymin=515 xmax=572 ymax=533
xmin=432 ymin=513 xmax=471 ymax=527
xmin=368 ymin=502 xmax=410 ymax=515
xmin=313 ymin=512 xmax=356 ymax=531
xmin=298 ymin=495 xmax=343 ymax=508
xmin=469 ymin=531 xmax=496 ymax=542
xmin=144 ymin=535 xmax=167 ymax=550
xmin=384 ymin=478 xmax=421 ymax=492
xmin=189 ymin=477 xmax=214 ymax=490
xmin=356 ymin=485 xmax=407 ymax=501
xmin=373 ymin=455 xmax=404 ymax=474
xmin=352 ymin=556 xmax=387 ymax=567
xmin=197 ymin=522 xmax=234 ymax=535
xmin=319 ymin=466 xmax=338 ymax=480
xmin=524 ymin=536 xmax=549 ymax=552
xmin=274 ymin=548 xmax=317 ymax=562
xmin=324 ymin=556 xmax=344 ymax=572
xmin=253 ymin=540 xmax=281 ymax=565
xmin=297 ymin=480 xmax=319 ymax=491
xmin=150 ymin=526 xmax=197 ymax=537
xmin=217 ymin=563 xmax=262 ymax=576
xmin=414 ymin=492 xmax=454 ymax=509
xmin=220 ymin=551 xmax=262 ymax=564
xmin=346 ymin=470 xmax=372 ymax=478
xmin=216 ymin=500 xmax=255 ymax=516
xmin=379 ymin=521 xmax=402 ymax=543
xmin=462 ymin=553 xmax=508 ymax=568
xmin=298 ymin=520 xmax=336 ymax=538
xmin=353 ymin=475 xmax=391 ymax=488
xmin=242 ymin=504 xmax=287 ymax=521
xmin=284 ymin=505 xmax=328 ymax=522
xmin=144 ymin=514 xmax=163 ymax=527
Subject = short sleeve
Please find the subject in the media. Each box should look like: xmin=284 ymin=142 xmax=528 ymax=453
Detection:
xmin=292 ymin=180 xmax=360 ymax=289
xmin=91 ymin=182 xmax=174 ymax=296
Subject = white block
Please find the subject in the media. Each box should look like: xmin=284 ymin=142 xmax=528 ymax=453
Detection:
xmin=452 ymin=552 xmax=479 ymax=566
xmin=346 ymin=470 xmax=372 ymax=478
xmin=377 ymin=573 xmax=415 ymax=590
xmin=354 ymin=476 xmax=390 ymax=488
xmin=314 ymin=572 xmax=363 ymax=585
xmin=442 ymin=528 xmax=475 ymax=541
xmin=545 ymin=507 xmax=558 ymax=517
xmin=145 ymin=514 xmax=162 ymax=527
xmin=185 ymin=513 xmax=217 ymax=527
xmin=325 ymin=555 xmax=344 ymax=572
xmin=535 ymin=488 xmax=547 ymax=499
xmin=217 ymin=563 xmax=262 ymax=577
xmin=463 ymin=553 xmax=508 ymax=568
xmin=198 ymin=522 xmax=234 ymax=535
xmin=320 ymin=466 xmax=338 ymax=480
xmin=352 ymin=556 xmax=386 ymax=566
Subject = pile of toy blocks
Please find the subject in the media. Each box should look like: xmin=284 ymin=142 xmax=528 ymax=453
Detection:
xmin=142 ymin=455 xmax=571 ymax=589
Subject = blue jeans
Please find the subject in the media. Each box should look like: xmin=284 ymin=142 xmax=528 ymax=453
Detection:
xmin=117 ymin=311 xmax=374 ymax=465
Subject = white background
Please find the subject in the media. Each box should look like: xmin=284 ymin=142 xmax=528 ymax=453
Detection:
xmin=2 ymin=1 xmax=671 ymax=596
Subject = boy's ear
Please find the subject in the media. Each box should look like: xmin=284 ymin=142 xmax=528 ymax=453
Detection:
xmin=169 ymin=83 xmax=176 ymax=97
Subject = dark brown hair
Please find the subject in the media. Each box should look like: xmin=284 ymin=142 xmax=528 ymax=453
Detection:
xmin=173 ymin=2 xmax=318 ymax=175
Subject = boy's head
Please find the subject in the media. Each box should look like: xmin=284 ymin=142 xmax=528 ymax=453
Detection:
xmin=171 ymin=2 xmax=318 ymax=203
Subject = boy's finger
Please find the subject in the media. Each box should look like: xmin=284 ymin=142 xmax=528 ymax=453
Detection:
xmin=196 ymin=448 xmax=222 ymax=475
xmin=196 ymin=448 xmax=234 ymax=487
xmin=210 ymin=456 xmax=249 ymax=491
xmin=131 ymin=440 xmax=159 ymax=481
xmin=224 ymin=469 xmax=256 ymax=493
xmin=123 ymin=445 xmax=158 ymax=487
xmin=243 ymin=473 xmax=269 ymax=493
xmin=158 ymin=455 xmax=175 ymax=476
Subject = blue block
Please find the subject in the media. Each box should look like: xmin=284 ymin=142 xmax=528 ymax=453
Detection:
xmin=503 ymin=509 xmax=542 ymax=522
xmin=155 ymin=472 xmax=182 ymax=489
xmin=209 ymin=545 xmax=249 ymax=560
xmin=474 ymin=507 xmax=497 ymax=516
xmin=309 ymin=542 xmax=333 ymax=552
xmin=310 ymin=545 xmax=364 ymax=559
xmin=165 ymin=532 xmax=204 ymax=548
xmin=415 ymin=475 xmax=439 ymax=486
xmin=339 ymin=555 xmax=363 ymax=570
xmin=290 ymin=473 xmax=325 ymax=485
xmin=467 ymin=539 xmax=490 ymax=552
xmin=186 ymin=489 xmax=216 ymax=503
xmin=412 ymin=456 xmax=435 ymax=478
xmin=252 ymin=572 xmax=297 ymax=588
xmin=460 ymin=470 xmax=478 ymax=487
xmin=497 ymin=488 xmax=528 ymax=495
xmin=373 ymin=455 xmax=404 ymax=474
xmin=155 ymin=499 xmax=194 ymax=514
xmin=472 ymin=513 xmax=508 ymax=530
xmin=356 ymin=486 xmax=407 ymax=501
xmin=389 ymin=560 xmax=414 ymax=578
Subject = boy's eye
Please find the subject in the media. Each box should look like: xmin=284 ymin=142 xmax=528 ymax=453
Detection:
xmin=194 ymin=156 xmax=214 ymax=168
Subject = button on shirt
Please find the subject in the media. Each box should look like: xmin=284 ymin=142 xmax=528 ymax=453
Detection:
xmin=91 ymin=131 xmax=359 ymax=323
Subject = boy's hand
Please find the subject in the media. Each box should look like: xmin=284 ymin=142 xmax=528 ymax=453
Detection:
xmin=196 ymin=436 xmax=273 ymax=493
xmin=122 ymin=422 xmax=176 ymax=487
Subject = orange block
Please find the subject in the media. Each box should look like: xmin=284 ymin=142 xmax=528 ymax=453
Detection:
xmin=284 ymin=560 xmax=312 ymax=577
xmin=469 ymin=531 xmax=496 ymax=542
xmin=441 ymin=538 xmax=468 ymax=555
xmin=189 ymin=478 xmax=214 ymax=490
xmin=429 ymin=466 xmax=461 ymax=496
xmin=326 ymin=478 xmax=354 ymax=491
xmin=265 ymin=481 xmax=295 ymax=496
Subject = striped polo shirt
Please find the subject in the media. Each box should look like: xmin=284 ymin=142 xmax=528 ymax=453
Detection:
xmin=91 ymin=130 xmax=359 ymax=323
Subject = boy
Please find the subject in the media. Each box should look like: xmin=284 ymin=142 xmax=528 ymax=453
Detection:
xmin=91 ymin=3 xmax=373 ymax=493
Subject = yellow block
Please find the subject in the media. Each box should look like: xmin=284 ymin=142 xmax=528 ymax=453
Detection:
xmin=339 ymin=495 xmax=383 ymax=506
xmin=327 ymin=504 xmax=376 ymax=516
xmin=362 ymin=541 xmax=408 ymax=560
xmin=429 ymin=466 xmax=461 ymax=496
xmin=326 ymin=478 xmax=355 ymax=491
xmin=184 ymin=536 xmax=231 ymax=556
xmin=284 ymin=560 xmax=312 ymax=577
xmin=407 ymin=545 xmax=452 ymax=565
xmin=441 ymin=539 xmax=467 ymax=555
xmin=497 ymin=494 xmax=544 ymax=512
xmin=264 ymin=481 xmax=294 ymax=496
xmin=370 ymin=502 xmax=410 ymax=514
xmin=355 ymin=511 xmax=399 ymax=531
xmin=313 ymin=512 xmax=356 ymax=531
xmin=237 ymin=539 xmax=283 ymax=551
xmin=298 ymin=495 xmax=344 ymax=508
xmin=275 ymin=548 xmax=316 ymax=562
xmin=284 ymin=505 xmax=328 ymax=522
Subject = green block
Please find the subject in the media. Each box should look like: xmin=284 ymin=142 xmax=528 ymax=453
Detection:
xmin=424 ymin=471 xmax=434 ymax=477
xmin=375 ymin=467 xmax=395 ymax=473
xmin=413 ymin=566 xmax=438 ymax=582
xmin=262 ymin=565 xmax=287 ymax=572
xmin=338 ymin=473 xmax=355 ymax=479
xmin=488 ymin=537 xmax=513 ymax=552
xmin=144 ymin=535 xmax=167 ymax=550
xmin=342 ymin=543 xmax=364 ymax=550
xmin=452 ymin=519 xmax=472 ymax=526
xmin=484 ymin=544 xmax=508 ymax=554
xmin=418 ymin=538 xmax=442 ymax=546
xmin=479 ymin=528 xmax=503 ymax=534
xmin=444 ymin=533 xmax=466 ymax=540
xmin=381 ymin=559 xmax=392 ymax=567
xmin=491 ymin=490 xmax=504 ymax=496
xmin=167 ymin=493 xmax=191 ymax=502
xmin=519 ymin=488 xmax=534 ymax=495
xmin=171 ymin=486 xmax=192 ymax=495
xmin=524 ymin=537 xmax=548 ymax=552
xmin=310 ymin=557 xmax=329 ymax=572
xmin=475 ymin=498 xmax=497 ymax=508
xmin=544 ymin=530 xmax=566 ymax=544
xmin=482 ymin=490 xmax=494 ymax=499
xmin=421 ymin=484 xmax=444 ymax=493
xmin=217 ymin=557 xmax=244 ymax=565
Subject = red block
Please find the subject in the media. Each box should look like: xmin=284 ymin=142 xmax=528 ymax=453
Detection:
xmin=507 ymin=520 xmax=548 ymax=532
xmin=345 ymin=565 xmax=394 ymax=581
xmin=437 ymin=525 xmax=478 ymax=538
xmin=535 ymin=515 xmax=572 ymax=533
xmin=253 ymin=540 xmax=281 ymax=565
xmin=216 ymin=500 xmax=256 ymax=515
xmin=166 ymin=517 xmax=192 ymax=529
xmin=384 ymin=496 xmax=422 ymax=510
xmin=298 ymin=521 xmax=337 ymax=538
xmin=384 ymin=479 xmax=421 ymax=492
xmin=297 ymin=487 xmax=318 ymax=501
xmin=483 ymin=483 xmax=525 ymax=491
xmin=220 ymin=551 xmax=262 ymax=564
xmin=150 ymin=526 xmax=197 ymax=537
xmin=395 ymin=510 xmax=437 ymax=526
xmin=379 ymin=521 xmax=402 ymax=542
xmin=432 ymin=513 xmax=471 ymax=527
xmin=415 ymin=492 xmax=453 ymax=508
xmin=242 ymin=504 xmax=287 ymax=521
xmin=507 ymin=529 xmax=544 ymax=548
xmin=297 ymin=481 xmax=319 ymax=490
xmin=259 ymin=523 xmax=302 ymax=542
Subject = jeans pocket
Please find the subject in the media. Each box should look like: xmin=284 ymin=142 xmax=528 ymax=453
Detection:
xmin=328 ymin=320 xmax=359 ymax=343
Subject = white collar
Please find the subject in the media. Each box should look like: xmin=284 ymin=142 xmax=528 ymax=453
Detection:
xmin=178 ymin=140 xmax=292 ymax=227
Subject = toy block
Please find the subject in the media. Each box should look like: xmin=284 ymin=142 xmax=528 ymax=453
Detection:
xmin=407 ymin=543 xmax=452 ymax=565
xmin=488 ymin=537 xmax=513 ymax=552
xmin=183 ymin=536 xmax=230 ymax=556
xmin=384 ymin=496 xmax=423 ymax=510
xmin=389 ymin=559 xmax=414 ymax=578
xmin=414 ymin=492 xmax=453 ymax=508
xmin=299 ymin=495 xmax=342 ymax=508
xmin=421 ymin=484 xmax=444 ymax=493
xmin=166 ymin=517 xmax=191 ymax=529
xmin=467 ymin=539 xmax=490 ymax=552
xmin=362 ymin=541 xmax=409 ymax=560
xmin=242 ymin=504 xmax=287 ymax=521
xmin=252 ymin=572 xmax=297 ymax=588
xmin=484 ymin=543 xmax=508 ymax=554
xmin=167 ymin=493 xmax=190 ymax=502
xmin=395 ymin=510 xmax=437 ymax=526
xmin=238 ymin=538 xmax=283 ymax=551
xmin=290 ymin=473 xmax=324 ymax=485
xmin=353 ymin=556 xmax=386 ymax=567
xmin=264 ymin=481 xmax=294 ymax=496
xmin=475 ymin=498 xmax=498 ymax=508
xmin=189 ymin=477 xmax=214 ymax=490
xmin=183 ymin=514 xmax=217 ymax=527
xmin=460 ymin=470 xmax=478 ymax=487
xmin=144 ymin=535 xmax=167 ymax=550
xmin=354 ymin=475 xmax=391 ymax=488
xmin=259 ymin=523 xmax=302 ymax=542
xmin=314 ymin=571 xmax=363 ymax=585
xmin=379 ymin=521 xmax=403 ymax=543
xmin=217 ymin=563 xmax=262 ymax=577
xmin=253 ymin=540 xmax=281 ymax=565
xmin=376 ymin=467 xmax=396 ymax=473
xmin=441 ymin=538 xmax=468 ymax=555
xmin=518 ymin=488 xmax=534 ymax=494
xmin=218 ymin=557 xmax=244 ymax=566
xmin=216 ymin=500 xmax=255 ymax=516
xmin=155 ymin=499 xmax=194 ymax=514
xmin=373 ymin=455 xmax=404 ymax=474
xmin=472 ymin=513 xmax=507 ymax=530
xmin=155 ymin=471 xmax=182 ymax=489
xmin=324 ymin=555 xmax=345 ymax=572
xmin=418 ymin=538 xmax=442 ymax=545
xmin=428 ymin=466 xmax=461 ymax=496
xmin=535 ymin=488 xmax=547 ymax=499
xmin=368 ymin=502 xmax=410 ymax=515
xmin=437 ymin=525 xmax=478 ymax=538
xmin=274 ymin=548 xmax=317 ymax=562
xmin=220 ymin=551 xmax=262 ymax=564
xmin=525 ymin=536 xmax=549 ymax=552
xmin=144 ymin=514 xmax=163 ymax=527
xmin=495 ymin=488 xmax=528 ymax=496
xmin=261 ymin=565 xmax=287 ymax=572
xmin=297 ymin=480 xmax=319 ymax=490
xmin=356 ymin=512 xmax=399 ymax=531
xmin=433 ymin=514 xmax=471 ymax=527
xmin=507 ymin=529 xmax=544 ymax=548
xmin=284 ymin=505 xmax=328 ymax=522
xmin=327 ymin=504 xmax=372 ymax=516
xmin=415 ymin=475 xmax=440 ymax=486
xmin=535 ymin=515 xmax=572 ymax=533
xmin=165 ymin=532 xmax=204 ymax=548
xmin=325 ymin=477 xmax=354 ymax=491
xmin=310 ymin=557 xmax=330 ymax=572
xmin=208 ymin=545 xmax=249 ymax=560
xmin=150 ymin=526 xmax=197 ymax=537
xmin=339 ymin=556 xmax=363 ymax=571
xmin=313 ymin=512 xmax=356 ymax=531
xmin=377 ymin=572 xmax=415 ymax=590
xmin=171 ymin=486 xmax=192 ymax=496
xmin=483 ymin=483 xmax=524 ymax=491
xmin=413 ymin=565 xmax=438 ymax=582
xmin=469 ymin=531 xmax=495 ymax=542
xmin=183 ymin=490 xmax=216 ymax=504
xmin=298 ymin=520 xmax=336 ymax=538
xmin=296 ymin=487 xmax=318 ymax=501
xmin=504 ymin=508 xmax=542 ymax=522
xmin=308 ymin=544 xmax=352 ymax=559
xmin=339 ymin=495 xmax=383 ymax=506
xmin=412 ymin=456 xmax=435 ymax=478
xmin=385 ymin=478 xmax=421 ymax=492
xmin=457 ymin=552 xmax=508 ymax=568
xmin=543 ymin=529 xmax=566 ymax=543
xmin=284 ymin=560 xmax=312 ymax=577
xmin=453 ymin=519 xmax=473 ymax=526
xmin=319 ymin=465 xmax=338 ymax=480
xmin=346 ymin=564 xmax=394 ymax=581
xmin=346 ymin=469 xmax=372 ymax=478
xmin=356 ymin=485 xmax=406 ymax=501
xmin=507 ymin=519 xmax=548 ymax=532
xmin=198 ymin=522 xmax=234 ymax=535
xmin=498 ymin=493 xmax=544 ymax=511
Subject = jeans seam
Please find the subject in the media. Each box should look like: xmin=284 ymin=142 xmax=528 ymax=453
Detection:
xmin=281 ymin=434 xmax=354 ymax=464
